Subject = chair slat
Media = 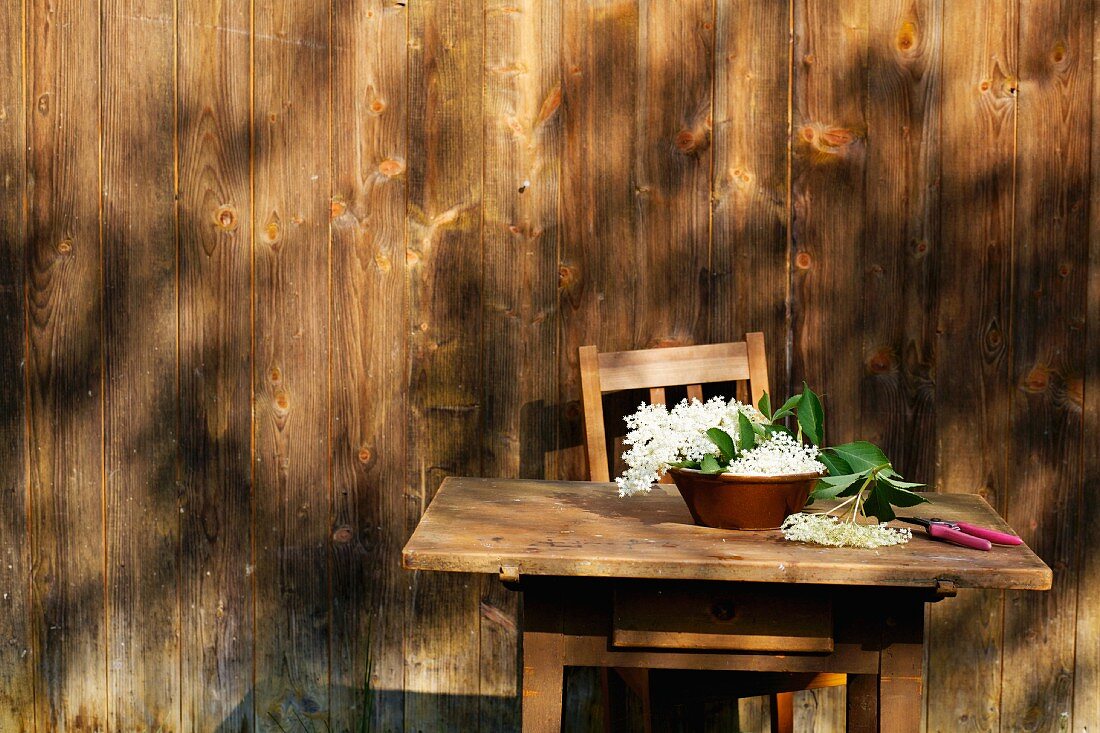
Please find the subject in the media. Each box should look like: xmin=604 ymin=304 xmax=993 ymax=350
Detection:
xmin=597 ymin=342 xmax=750 ymax=392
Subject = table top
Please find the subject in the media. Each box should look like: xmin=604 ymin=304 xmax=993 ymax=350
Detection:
xmin=402 ymin=477 xmax=1052 ymax=590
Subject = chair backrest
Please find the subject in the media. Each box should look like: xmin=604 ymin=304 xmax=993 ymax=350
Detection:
xmin=578 ymin=333 xmax=770 ymax=482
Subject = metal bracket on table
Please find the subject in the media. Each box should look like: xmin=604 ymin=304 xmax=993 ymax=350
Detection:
xmin=499 ymin=565 xmax=521 ymax=590
xmin=932 ymin=579 xmax=958 ymax=601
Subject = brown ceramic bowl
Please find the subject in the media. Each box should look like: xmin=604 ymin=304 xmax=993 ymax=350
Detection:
xmin=667 ymin=468 xmax=821 ymax=530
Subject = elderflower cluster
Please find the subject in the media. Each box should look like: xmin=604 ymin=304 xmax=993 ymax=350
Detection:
xmin=725 ymin=431 xmax=826 ymax=477
xmin=615 ymin=397 xmax=825 ymax=496
xmin=780 ymin=513 xmax=912 ymax=548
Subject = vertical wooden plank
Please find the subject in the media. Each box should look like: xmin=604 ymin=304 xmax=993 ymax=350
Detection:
xmin=789 ymin=0 xmax=868 ymax=444
xmin=405 ymin=0 xmax=483 ymax=729
xmin=633 ymin=0 xmax=713 ymax=349
xmin=927 ymin=1 xmax=1016 ymax=730
xmin=861 ymin=0 xmax=942 ymax=482
xmin=482 ymin=0 xmax=562 ymax=729
xmin=25 ymin=0 xmax=107 ymax=728
xmin=101 ymin=0 xmax=179 ymax=729
xmin=711 ymin=0 xmax=791 ymax=393
xmin=558 ymin=2 xmax=638 ymax=717
xmin=558 ymin=0 xmax=638 ymax=478
xmin=329 ymin=0 xmax=407 ymax=730
xmin=177 ymin=0 xmax=255 ymax=729
xmin=253 ymin=0 xmax=332 ymax=728
xmin=558 ymin=5 xmax=638 ymax=717
xmin=1075 ymin=3 xmax=1100 ymax=728
xmin=0 ymin=0 xmax=34 ymax=728
xmin=1002 ymin=0 xmax=1091 ymax=729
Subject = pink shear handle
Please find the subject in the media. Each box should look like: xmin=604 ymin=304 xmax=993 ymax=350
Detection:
xmin=956 ymin=521 xmax=1024 ymax=546
xmin=929 ymin=524 xmax=992 ymax=551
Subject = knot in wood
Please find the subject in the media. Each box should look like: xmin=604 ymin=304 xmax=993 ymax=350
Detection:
xmin=795 ymin=251 xmax=813 ymax=270
xmin=332 ymin=526 xmax=354 ymax=543
xmin=1022 ymin=364 xmax=1050 ymax=394
xmin=213 ymin=205 xmax=238 ymax=232
xmin=379 ymin=158 xmax=406 ymax=178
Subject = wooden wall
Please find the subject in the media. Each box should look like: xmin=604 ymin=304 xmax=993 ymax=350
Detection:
xmin=0 ymin=0 xmax=1097 ymax=731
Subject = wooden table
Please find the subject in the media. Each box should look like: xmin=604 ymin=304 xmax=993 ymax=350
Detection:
xmin=402 ymin=478 xmax=1051 ymax=732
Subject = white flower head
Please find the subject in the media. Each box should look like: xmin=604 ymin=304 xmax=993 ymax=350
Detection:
xmin=780 ymin=512 xmax=912 ymax=548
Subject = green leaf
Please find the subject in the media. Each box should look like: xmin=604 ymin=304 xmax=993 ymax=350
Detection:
xmin=737 ymin=412 xmax=757 ymax=452
xmin=826 ymin=441 xmax=892 ymax=473
xmin=880 ymin=475 xmax=926 ymax=490
xmin=861 ymin=487 xmax=896 ymax=522
xmin=699 ymin=454 xmax=724 ymax=474
xmin=770 ymin=394 xmax=803 ymax=422
xmin=669 ymin=459 xmax=700 ymax=469
xmin=706 ymin=428 xmax=737 ymax=463
xmin=875 ymin=478 xmax=929 ymax=507
xmin=817 ymin=451 xmax=851 ymax=477
xmin=796 ymin=382 xmax=824 ymax=446
xmin=757 ymin=392 xmax=772 ymax=420
xmin=810 ymin=473 xmax=864 ymax=501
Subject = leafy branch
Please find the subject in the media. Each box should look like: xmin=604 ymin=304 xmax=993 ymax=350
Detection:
xmin=679 ymin=382 xmax=928 ymax=522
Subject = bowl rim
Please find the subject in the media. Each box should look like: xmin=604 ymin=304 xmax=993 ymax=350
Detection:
xmin=667 ymin=467 xmax=824 ymax=483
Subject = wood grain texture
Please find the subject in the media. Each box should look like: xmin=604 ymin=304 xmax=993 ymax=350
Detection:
xmin=790 ymin=0 xmax=868 ymax=446
xmin=1002 ymin=0 xmax=1091 ymax=729
xmin=1075 ymin=3 xmax=1100 ymax=728
xmin=482 ymin=0 xmax=562 ymax=729
xmin=792 ymin=686 xmax=845 ymax=733
xmin=0 ymin=0 xmax=33 ymax=729
xmin=102 ymin=0 xmax=179 ymax=729
xmin=558 ymin=0 xmax=639 ymax=482
xmin=711 ymin=0 xmax=791 ymax=394
xmin=405 ymin=1 xmax=484 ymax=729
xmin=633 ymin=0 xmax=713 ymax=348
xmin=25 ymin=0 xmax=108 ymax=728
xmin=329 ymin=1 xmax=407 ymax=731
xmin=177 ymin=0 xmax=255 ymax=729
xmin=861 ymin=0 xmax=941 ymax=483
xmin=927 ymin=1 xmax=1017 ymax=730
xmin=252 ymin=0 xmax=333 ymax=728
xmin=403 ymin=478 xmax=1051 ymax=590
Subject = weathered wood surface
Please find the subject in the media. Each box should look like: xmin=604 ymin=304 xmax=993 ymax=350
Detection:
xmin=330 ymin=0 xmax=408 ymax=730
xmin=711 ymin=0 xmax=791 ymax=395
xmin=2 ymin=0 xmax=1100 ymax=729
xmin=1078 ymin=4 xmax=1100 ymax=729
xmin=790 ymin=0 xmax=868 ymax=447
xmin=25 ymin=0 xmax=108 ymax=728
xmin=252 ymin=0 xmax=332 ymax=728
xmin=0 ymin=1 xmax=32 ymax=729
xmin=102 ymin=0 xmax=179 ymax=729
xmin=405 ymin=1 xmax=484 ymax=731
xmin=1002 ymin=0 xmax=1092 ymax=729
xmin=404 ymin=478 xmax=1051 ymax=590
xmin=177 ymin=0 xmax=255 ymax=730
xmin=927 ymin=1 xmax=1017 ymax=730
xmin=482 ymin=0 xmax=562 ymax=728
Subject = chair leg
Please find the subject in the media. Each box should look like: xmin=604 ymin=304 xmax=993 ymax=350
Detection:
xmin=769 ymin=692 xmax=794 ymax=733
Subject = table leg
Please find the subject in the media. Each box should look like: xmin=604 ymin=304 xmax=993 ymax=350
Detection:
xmin=522 ymin=628 xmax=564 ymax=732
xmin=879 ymin=604 xmax=924 ymax=733
xmin=522 ymin=583 xmax=565 ymax=732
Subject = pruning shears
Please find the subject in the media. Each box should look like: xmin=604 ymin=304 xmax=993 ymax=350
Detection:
xmin=898 ymin=517 xmax=1024 ymax=551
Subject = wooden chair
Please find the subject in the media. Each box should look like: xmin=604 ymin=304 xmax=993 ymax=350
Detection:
xmin=578 ymin=333 xmax=845 ymax=733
